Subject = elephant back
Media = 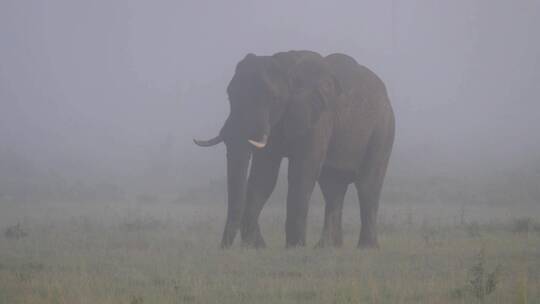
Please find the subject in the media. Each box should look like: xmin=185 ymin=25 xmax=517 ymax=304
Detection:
xmin=325 ymin=53 xmax=388 ymax=106
xmin=272 ymin=50 xmax=322 ymax=74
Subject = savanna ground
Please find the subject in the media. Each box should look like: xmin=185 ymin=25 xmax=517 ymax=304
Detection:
xmin=1 ymin=197 xmax=539 ymax=304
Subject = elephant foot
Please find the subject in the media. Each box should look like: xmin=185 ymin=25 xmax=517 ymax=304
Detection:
xmin=285 ymin=228 xmax=307 ymax=248
xmin=314 ymin=240 xmax=333 ymax=249
xmin=220 ymin=239 xmax=233 ymax=249
xmin=314 ymin=239 xmax=327 ymax=249
xmin=286 ymin=243 xmax=306 ymax=249
xmin=314 ymin=236 xmax=342 ymax=249
xmin=285 ymin=239 xmax=307 ymax=248
xmin=220 ymin=231 xmax=236 ymax=249
xmin=357 ymin=237 xmax=379 ymax=249
xmin=241 ymin=237 xmax=266 ymax=249
xmin=241 ymin=230 xmax=266 ymax=249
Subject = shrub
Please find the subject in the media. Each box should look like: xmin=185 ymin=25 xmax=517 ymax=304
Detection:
xmin=466 ymin=221 xmax=481 ymax=238
xmin=468 ymin=249 xmax=501 ymax=300
xmin=4 ymin=222 xmax=27 ymax=240
xmin=511 ymin=217 xmax=533 ymax=234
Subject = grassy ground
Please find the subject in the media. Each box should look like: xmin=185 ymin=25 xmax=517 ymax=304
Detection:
xmin=0 ymin=200 xmax=539 ymax=303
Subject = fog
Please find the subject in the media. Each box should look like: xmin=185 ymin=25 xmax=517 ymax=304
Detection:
xmin=1 ymin=0 xmax=539 ymax=205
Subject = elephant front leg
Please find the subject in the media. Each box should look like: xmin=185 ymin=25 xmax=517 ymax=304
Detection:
xmin=285 ymin=155 xmax=325 ymax=248
xmin=241 ymin=151 xmax=282 ymax=248
xmin=221 ymin=143 xmax=251 ymax=249
xmin=285 ymin=115 xmax=332 ymax=248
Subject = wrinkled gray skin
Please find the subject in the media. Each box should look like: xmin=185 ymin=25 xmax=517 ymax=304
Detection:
xmin=194 ymin=50 xmax=394 ymax=249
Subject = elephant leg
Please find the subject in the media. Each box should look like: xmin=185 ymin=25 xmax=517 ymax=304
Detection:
xmin=285 ymin=145 xmax=326 ymax=247
xmin=241 ymin=151 xmax=282 ymax=248
xmin=355 ymin=125 xmax=394 ymax=249
xmin=355 ymin=177 xmax=382 ymax=249
xmin=221 ymin=145 xmax=251 ymax=249
xmin=315 ymin=169 xmax=349 ymax=248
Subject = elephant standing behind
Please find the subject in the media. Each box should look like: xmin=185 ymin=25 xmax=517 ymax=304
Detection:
xmin=194 ymin=50 xmax=394 ymax=248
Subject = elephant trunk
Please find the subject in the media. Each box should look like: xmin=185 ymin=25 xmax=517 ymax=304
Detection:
xmin=193 ymin=135 xmax=223 ymax=147
xmin=193 ymin=114 xmax=232 ymax=148
xmin=221 ymin=142 xmax=251 ymax=248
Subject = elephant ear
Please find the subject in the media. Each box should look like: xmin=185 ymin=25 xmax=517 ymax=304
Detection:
xmin=281 ymin=62 xmax=342 ymax=139
xmin=312 ymin=74 xmax=342 ymax=115
xmin=280 ymin=94 xmax=317 ymax=138
xmin=262 ymin=59 xmax=290 ymax=103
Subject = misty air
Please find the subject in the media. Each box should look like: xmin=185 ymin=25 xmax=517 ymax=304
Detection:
xmin=1 ymin=1 xmax=539 ymax=303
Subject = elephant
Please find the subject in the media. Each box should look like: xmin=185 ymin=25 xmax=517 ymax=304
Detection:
xmin=194 ymin=50 xmax=394 ymax=249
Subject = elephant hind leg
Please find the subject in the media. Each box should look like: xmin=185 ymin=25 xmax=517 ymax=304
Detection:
xmin=354 ymin=122 xmax=394 ymax=249
xmin=354 ymin=174 xmax=384 ymax=249
xmin=316 ymin=168 xmax=349 ymax=248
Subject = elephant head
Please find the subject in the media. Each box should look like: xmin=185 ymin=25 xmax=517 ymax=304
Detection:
xmin=194 ymin=51 xmax=341 ymax=248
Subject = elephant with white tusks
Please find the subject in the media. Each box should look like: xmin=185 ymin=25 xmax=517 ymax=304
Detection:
xmin=194 ymin=50 xmax=395 ymax=249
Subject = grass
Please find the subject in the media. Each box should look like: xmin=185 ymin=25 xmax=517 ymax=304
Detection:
xmin=0 ymin=200 xmax=539 ymax=303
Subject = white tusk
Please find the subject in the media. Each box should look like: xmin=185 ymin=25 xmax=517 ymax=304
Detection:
xmin=248 ymin=140 xmax=266 ymax=149
xmin=248 ymin=135 xmax=268 ymax=149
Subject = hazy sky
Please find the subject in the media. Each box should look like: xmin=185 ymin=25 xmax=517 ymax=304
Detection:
xmin=1 ymin=0 xmax=539 ymax=192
